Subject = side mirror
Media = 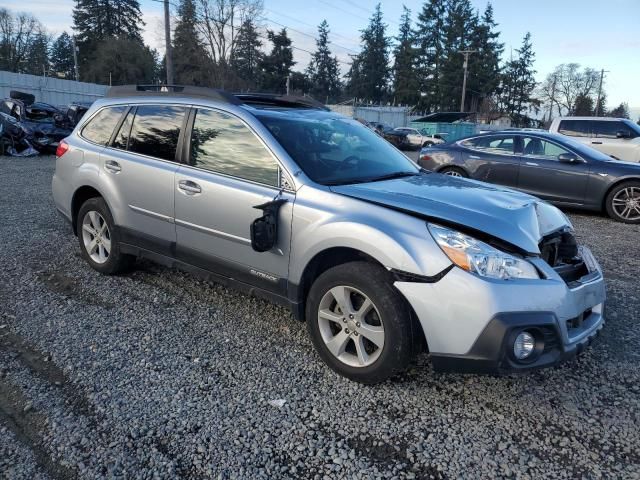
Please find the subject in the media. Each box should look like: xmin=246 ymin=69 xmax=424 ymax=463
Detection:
xmin=616 ymin=130 xmax=630 ymax=139
xmin=557 ymin=152 xmax=581 ymax=164
xmin=250 ymin=198 xmax=287 ymax=252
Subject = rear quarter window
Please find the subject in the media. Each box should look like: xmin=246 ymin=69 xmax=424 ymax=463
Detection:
xmin=81 ymin=106 xmax=127 ymax=145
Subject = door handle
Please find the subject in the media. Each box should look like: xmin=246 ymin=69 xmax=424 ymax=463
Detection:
xmin=591 ymin=141 xmax=603 ymax=145
xmin=525 ymin=161 xmax=539 ymax=166
xmin=178 ymin=180 xmax=202 ymax=195
xmin=469 ymin=155 xmax=481 ymax=160
xmin=104 ymin=160 xmax=121 ymax=173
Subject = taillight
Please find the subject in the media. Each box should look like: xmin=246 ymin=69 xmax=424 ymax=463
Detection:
xmin=56 ymin=140 xmax=69 ymax=158
xmin=420 ymin=154 xmax=433 ymax=163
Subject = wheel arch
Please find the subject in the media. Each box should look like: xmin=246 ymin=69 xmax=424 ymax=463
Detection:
xmin=601 ymin=177 xmax=640 ymax=211
xmin=71 ymin=185 xmax=105 ymax=235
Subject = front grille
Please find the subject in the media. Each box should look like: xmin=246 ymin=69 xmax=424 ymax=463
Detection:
xmin=541 ymin=327 xmax=560 ymax=353
xmin=566 ymin=308 xmax=593 ymax=334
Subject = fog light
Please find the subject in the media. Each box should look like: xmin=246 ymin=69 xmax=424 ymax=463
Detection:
xmin=513 ymin=331 xmax=535 ymax=360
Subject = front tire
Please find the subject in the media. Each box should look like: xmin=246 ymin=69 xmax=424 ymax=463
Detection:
xmin=306 ymin=262 xmax=415 ymax=384
xmin=77 ymin=197 xmax=134 ymax=274
xmin=605 ymin=181 xmax=640 ymax=223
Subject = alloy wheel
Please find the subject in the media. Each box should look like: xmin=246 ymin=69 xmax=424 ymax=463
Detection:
xmin=612 ymin=186 xmax=640 ymax=221
xmin=444 ymin=170 xmax=463 ymax=178
xmin=317 ymin=285 xmax=385 ymax=367
xmin=81 ymin=210 xmax=111 ymax=264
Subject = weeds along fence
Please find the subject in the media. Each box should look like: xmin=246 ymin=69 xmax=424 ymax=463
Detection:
xmin=0 ymin=71 xmax=107 ymax=106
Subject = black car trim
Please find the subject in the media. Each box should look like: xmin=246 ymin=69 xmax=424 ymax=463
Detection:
xmin=390 ymin=264 xmax=454 ymax=283
xmin=116 ymin=226 xmax=289 ymax=299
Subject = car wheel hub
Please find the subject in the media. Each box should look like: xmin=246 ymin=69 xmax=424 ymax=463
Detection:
xmin=317 ymin=285 xmax=385 ymax=368
xmin=612 ymin=187 xmax=640 ymax=220
xmin=81 ymin=210 xmax=111 ymax=264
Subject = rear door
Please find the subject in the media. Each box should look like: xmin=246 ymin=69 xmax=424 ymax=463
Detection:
xmin=100 ymin=104 xmax=187 ymax=250
xmin=516 ymin=136 xmax=590 ymax=205
xmin=557 ymin=119 xmax=592 ymax=147
xmin=174 ymin=107 xmax=294 ymax=296
xmin=458 ymin=134 xmax=520 ymax=187
xmin=591 ymin=120 xmax=639 ymax=161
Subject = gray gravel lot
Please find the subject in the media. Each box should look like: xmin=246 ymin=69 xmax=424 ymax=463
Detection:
xmin=1 ymin=155 xmax=639 ymax=479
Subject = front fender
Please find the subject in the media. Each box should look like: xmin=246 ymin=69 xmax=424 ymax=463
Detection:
xmin=288 ymin=186 xmax=452 ymax=285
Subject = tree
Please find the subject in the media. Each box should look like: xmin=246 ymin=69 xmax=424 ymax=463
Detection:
xmin=260 ymin=28 xmax=295 ymax=93
xmin=573 ymin=93 xmax=594 ymax=116
xmin=231 ymin=18 xmax=263 ymax=90
xmin=608 ymin=103 xmax=630 ymax=119
xmin=391 ymin=6 xmax=418 ymax=105
xmin=173 ymin=0 xmax=212 ymax=86
xmin=307 ymin=20 xmax=341 ymax=102
xmin=0 ymin=9 xmax=42 ymax=73
xmin=413 ymin=0 xmax=447 ymax=111
xmin=439 ymin=0 xmax=477 ymax=111
xmin=498 ymin=33 xmax=538 ymax=126
xmin=73 ymin=0 xmax=145 ymax=76
xmin=347 ymin=4 xmax=390 ymax=103
xmin=466 ymin=3 xmax=503 ymax=111
xmin=83 ymin=36 xmax=156 ymax=85
xmin=50 ymin=32 xmax=75 ymax=79
xmin=24 ymin=31 xmax=49 ymax=75
xmin=539 ymin=64 xmax=600 ymax=116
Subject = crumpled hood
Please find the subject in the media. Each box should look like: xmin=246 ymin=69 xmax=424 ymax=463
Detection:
xmin=331 ymin=174 xmax=571 ymax=254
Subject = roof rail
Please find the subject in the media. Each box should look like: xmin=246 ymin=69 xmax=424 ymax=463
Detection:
xmin=105 ymin=85 xmax=242 ymax=105
xmin=234 ymin=93 xmax=329 ymax=111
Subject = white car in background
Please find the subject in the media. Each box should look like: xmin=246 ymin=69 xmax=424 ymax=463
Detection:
xmin=549 ymin=117 xmax=640 ymax=163
xmin=393 ymin=127 xmax=447 ymax=149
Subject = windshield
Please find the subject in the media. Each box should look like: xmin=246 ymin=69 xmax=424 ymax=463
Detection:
xmin=544 ymin=132 xmax=614 ymax=161
xmin=623 ymin=119 xmax=640 ymax=135
xmin=255 ymin=109 xmax=420 ymax=185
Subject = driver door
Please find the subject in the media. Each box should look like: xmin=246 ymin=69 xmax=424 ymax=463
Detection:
xmin=174 ymin=107 xmax=295 ymax=296
xmin=516 ymin=136 xmax=590 ymax=205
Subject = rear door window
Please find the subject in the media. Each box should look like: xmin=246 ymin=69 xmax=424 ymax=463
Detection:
xmin=460 ymin=135 xmax=515 ymax=155
xmin=112 ymin=109 xmax=134 ymax=150
xmin=81 ymin=106 xmax=127 ymax=145
xmin=558 ymin=120 xmax=591 ymax=137
xmin=127 ymin=105 xmax=186 ymax=161
xmin=592 ymin=120 xmax=632 ymax=139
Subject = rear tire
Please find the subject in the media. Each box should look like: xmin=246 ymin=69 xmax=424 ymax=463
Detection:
xmin=76 ymin=197 xmax=134 ymax=274
xmin=605 ymin=181 xmax=640 ymax=223
xmin=306 ymin=261 xmax=415 ymax=384
xmin=422 ymin=141 xmax=434 ymax=148
xmin=439 ymin=166 xmax=468 ymax=178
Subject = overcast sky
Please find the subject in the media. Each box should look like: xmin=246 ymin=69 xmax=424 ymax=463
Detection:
xmin=7 ymin=0 xmax=640 ymax=119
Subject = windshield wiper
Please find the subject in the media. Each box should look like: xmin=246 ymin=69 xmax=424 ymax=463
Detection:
xmin=324 ymin=171 xmax=421 ymax=186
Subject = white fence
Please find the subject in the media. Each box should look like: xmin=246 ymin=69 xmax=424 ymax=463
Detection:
xmin=0 ymin=71 xmax=107 ymax=107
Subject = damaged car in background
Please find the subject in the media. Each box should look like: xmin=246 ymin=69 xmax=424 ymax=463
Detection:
xmin=0 ymin=90 xmax=90 ymax=156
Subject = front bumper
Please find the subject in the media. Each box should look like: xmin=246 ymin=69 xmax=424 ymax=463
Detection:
xmin=394 ymin=247 xmax=606 ymax=374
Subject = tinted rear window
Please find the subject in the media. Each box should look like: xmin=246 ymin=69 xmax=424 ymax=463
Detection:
xmin=558 ymin=120 xmax=591 ymax=137
xmin=81 ymin=106 xmax=126 ymax=145
xmin=127 ymin=105 xmax=186 ymax=161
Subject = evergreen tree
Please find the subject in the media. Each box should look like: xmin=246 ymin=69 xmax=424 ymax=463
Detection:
xmin=347 ymin=4 xmax=390 ymax=103
xmin=83 ymin=35 xmax=155 ymax=84
xmin=50 ymin=32 xmax=75 ymax=79
xmin=73 ymin=0 xmax=145 ymax=74
xmin=413 ymin=0 xmax=447 ymax=110
xmin=499 ymin=33 xmax=538 ymax=126
xmin=231 ymin=18 xmax=263 ymax=90
xmin=307 ymin=20 xmax=342 ymax=102
xmin=574 ymin=93 xmax=594 ymax=116
xmin=173 ymin=0 xmax=211 ymax=86
xmin=24 ymin=31 xmax=49 ymax=75
xmin=608 ymin=103 xmax=630 ymax=119
xmin=260 ymin=29 xmax=295 ymax=93
xmin=392 ymin=6 xmax=418 ymax=105
xmin=438 ymin=0 xmax=477 ymax=111
xmin=466 ymin=3 xmax=503 ymax=111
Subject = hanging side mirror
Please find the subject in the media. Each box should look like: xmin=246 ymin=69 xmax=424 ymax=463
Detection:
xmin=557 ymin=152 xmax=582 ymax=164
xmin=250 ymin=198 xmax=287 ymax=252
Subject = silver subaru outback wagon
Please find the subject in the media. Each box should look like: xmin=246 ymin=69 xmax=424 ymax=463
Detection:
xmin=52 ymin=85 xmax=606 ymax=383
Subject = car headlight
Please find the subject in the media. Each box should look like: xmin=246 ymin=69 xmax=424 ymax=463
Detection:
xmin=428 ymin=223 xmax=539 ymax=280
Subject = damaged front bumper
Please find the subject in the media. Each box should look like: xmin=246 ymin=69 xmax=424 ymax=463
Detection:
xmin=395 ymin=246 xmax=606 ymax=374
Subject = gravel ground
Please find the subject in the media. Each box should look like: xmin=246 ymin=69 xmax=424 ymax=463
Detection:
xmin=1 ymin=155 xmax=639 ymax=480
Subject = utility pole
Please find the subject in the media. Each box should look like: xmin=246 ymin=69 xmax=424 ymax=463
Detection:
xmin=547 ymin=74 xmax=557 ymax=124
xmin=286 ymin=73 xmax=290 ymax=95
xmin=459 ymin=50 xmax=476 ymax=112
xmin=164 ymin=0 xmax=174 ymax=85
xmin=72 ymin=35 xmax=80 ymax=82
xmin=595 ymin=69 xmax=609 ymax=116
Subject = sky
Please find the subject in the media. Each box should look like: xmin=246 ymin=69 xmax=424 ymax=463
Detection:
xmin=7 ymin=0 xmax=640 ymax=119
